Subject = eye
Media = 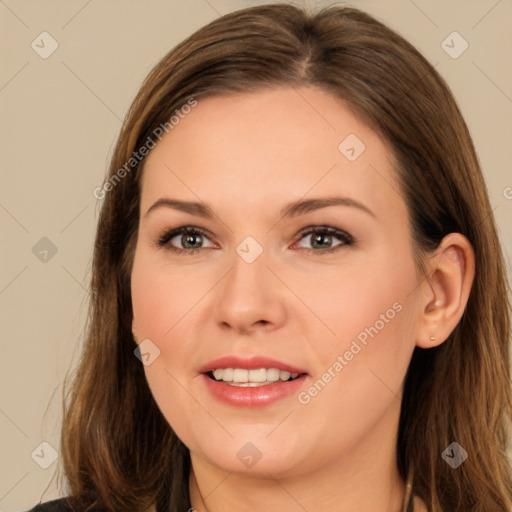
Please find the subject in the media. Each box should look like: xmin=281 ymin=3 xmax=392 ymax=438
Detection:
xmin=293 ymin=225 xmax=353 ymax=253
xmin=155 ymin=226 xmax=215 ymax=254
xmin=154 ymin=225 xmax=353 ymax=255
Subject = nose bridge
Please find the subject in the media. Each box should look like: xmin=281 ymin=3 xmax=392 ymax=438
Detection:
xmin=212 ymin=238 xmax=286 ymax=333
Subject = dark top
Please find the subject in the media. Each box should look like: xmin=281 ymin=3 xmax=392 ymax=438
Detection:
xmin=28 ymin=498 xmax=105 ymax=512
xmin=29 ymin=498 xmax=72 ymax=511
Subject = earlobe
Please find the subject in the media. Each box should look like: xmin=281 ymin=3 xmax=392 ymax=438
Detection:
xmin=416 ymin=233 xmax=475 ymax=349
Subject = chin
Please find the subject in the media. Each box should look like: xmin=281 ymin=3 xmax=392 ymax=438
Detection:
xmin=191 ymin=435 xmax=311 ymax=477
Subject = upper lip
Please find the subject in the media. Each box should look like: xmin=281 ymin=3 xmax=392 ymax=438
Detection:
xmin=199 ymin=356 xmax=308 ymax=375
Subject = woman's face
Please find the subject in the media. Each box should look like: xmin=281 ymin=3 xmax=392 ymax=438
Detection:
xmin=131 ymin=86 xmax=425 ymax=478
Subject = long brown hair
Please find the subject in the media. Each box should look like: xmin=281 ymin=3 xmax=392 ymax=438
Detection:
xmin=57 ymin=4 xmax=512 ymax=511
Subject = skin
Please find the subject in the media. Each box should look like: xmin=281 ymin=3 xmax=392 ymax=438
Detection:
xmin=131 ymin=86 xmax=474 ymax=512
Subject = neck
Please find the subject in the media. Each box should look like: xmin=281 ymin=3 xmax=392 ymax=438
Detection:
xmin=189 ymin=461 xmax=406 ymax=512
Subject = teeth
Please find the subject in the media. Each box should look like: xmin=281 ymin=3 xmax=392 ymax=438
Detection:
xmin=266 ymin=368 xmax=280 ymax=382
xmin=280 ymin=370 xmax=291 ymax=381
xmin=233 ymin=369 xmax=248 ymax=382
xmin=248 ymin=368 xmax=267 ymax=382
xmin=209 ymin=368 xmax=301 ymax=384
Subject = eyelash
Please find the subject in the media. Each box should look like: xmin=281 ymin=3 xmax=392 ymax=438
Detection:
xmin=154 ymin=225 xmax=354 ymax=255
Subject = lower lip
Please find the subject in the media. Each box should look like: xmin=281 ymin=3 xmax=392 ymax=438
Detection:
xmin=201 ymin=373 xmax=308 ymax=408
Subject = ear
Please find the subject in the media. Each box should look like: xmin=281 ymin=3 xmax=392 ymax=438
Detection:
xmin=415 ymin=233 xmax=475 ymax=348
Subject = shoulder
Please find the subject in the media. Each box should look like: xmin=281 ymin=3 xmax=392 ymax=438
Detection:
xmin=27 ymin=498 xmax=74 ymax=512
xmin=27 ymin=497 xmax=107 ymax=512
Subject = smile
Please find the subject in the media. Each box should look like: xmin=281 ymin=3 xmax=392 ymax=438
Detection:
xmin=208 ymin=367 xmax=302 ymax=386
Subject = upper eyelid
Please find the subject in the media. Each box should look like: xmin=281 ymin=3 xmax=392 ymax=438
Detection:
xmin=293 ymin=227 xmax=352 ymax=249
xmin=157 ymin=226 xmax=214 ymax=247
xmin=158 ymin=225 xmax=352 ymax=250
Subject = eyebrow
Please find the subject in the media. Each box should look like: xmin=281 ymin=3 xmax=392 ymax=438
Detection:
xmin=145 ymin=198 xmax=215 ymax=218
xmin=145 ymin=196 xmax=375 ymax=219
xmin=280 ymin=196 xmax=375 ymax=219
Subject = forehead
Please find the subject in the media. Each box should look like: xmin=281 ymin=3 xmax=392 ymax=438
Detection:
xmin=140 ymin=87 xmax=404 ymax=221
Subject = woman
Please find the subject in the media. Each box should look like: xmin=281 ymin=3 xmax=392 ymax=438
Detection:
xmin=29 ymin=3 xmax=512 ymax=512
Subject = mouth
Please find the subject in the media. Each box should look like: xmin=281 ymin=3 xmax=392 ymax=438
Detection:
xmin=199 ymin=355 xmax=309 ymax=407
xmin=205 ymin=367 xmax=307 ymax=387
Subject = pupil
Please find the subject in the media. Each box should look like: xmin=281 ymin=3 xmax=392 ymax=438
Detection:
xmin=183 ymin=234 xmax=201 ymax=248
xmin=313 ymin=233 xmax=331 ymax=248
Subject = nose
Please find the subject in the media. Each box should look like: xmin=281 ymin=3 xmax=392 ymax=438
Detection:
xmin=212 ymin=246 xmax=287 ymax=335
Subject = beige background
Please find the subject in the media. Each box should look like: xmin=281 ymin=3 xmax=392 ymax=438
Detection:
xmin=1 ymin=0 xmax=511 ymax=510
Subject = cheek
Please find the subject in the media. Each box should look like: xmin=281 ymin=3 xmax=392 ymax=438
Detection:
xmin=296 ymin=251 xmax=419 ymax=427
xmin=293 ymin=281 xmax=417 ymax=463
xmin=131 ymin=252 xmax=205 ymax=339
xmin=294 ymin=249 xmax=417 ymax=366
xmin=131 ymin=253 xmax=207 ymax=421
xmin=131 ymin=254 xmax=205 ymax=445
xmin=142 ymin=361 xmax=206 ymax=455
